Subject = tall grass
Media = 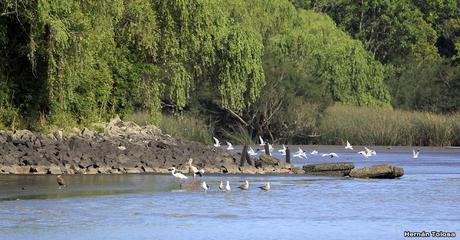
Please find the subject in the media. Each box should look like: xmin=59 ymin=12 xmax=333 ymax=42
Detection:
xmin=0 ymin=106 xmax=20 ymax=130
xmin=222 ymin=124 xmax=255 ymax=145
xmin=319 ymin=105 xmax=458 ymax=146
xmin=158 ymin=113 xmax=214 ymax=144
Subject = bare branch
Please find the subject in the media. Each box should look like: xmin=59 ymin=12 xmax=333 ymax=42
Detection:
xmin=223 ymin=107 xmax=249 ymax=127
xmin=0 ymin=11 xmax=15 ymax=17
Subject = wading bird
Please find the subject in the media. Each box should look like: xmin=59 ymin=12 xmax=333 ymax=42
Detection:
xmin=225 ymin=181 xmax=231 ymax=191
xmin=188 ymin=158 xmax=204 ymax=178
xmin=226 ymin=141 xmax=234 ymax=150
xmin=310 ymin=149 xmax=319 ymax=155
xmin=56 ymin=175 xmax=66 ymax=189
xmin=258 ymin=182 xmax=270 ymax=191
xmin=238 ymin=180 xmax=249 ymax=190
xmin=219 ymin=181 xmax=225 ymax=191
xmin=213 ymin=137 xmax=221 ymax=147
xmin=345 ymin=141 xmax=353 ymax=150
xmin=322 ymin=153 xmax=339 ymax=158
xmin=412 ymin=149 xmax=420 ymax=159
xmin=201 ymin=181 xmax=210 ymax=192
xmin=169 ymin=167 xmax=188 ymax=188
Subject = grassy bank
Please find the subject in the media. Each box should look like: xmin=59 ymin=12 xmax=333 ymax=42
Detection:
xmin=2 ymin=106 xmax=459 ymax=147
xmin=319 ymin=105 xmax=460 ymax=146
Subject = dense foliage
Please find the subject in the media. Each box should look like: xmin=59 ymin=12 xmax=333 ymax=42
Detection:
xmin=1 ymin=0 xmax=459 ymax=145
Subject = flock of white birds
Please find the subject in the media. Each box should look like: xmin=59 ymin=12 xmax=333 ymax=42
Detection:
xmin=169 ymin=138 xmax=421 ymax=192
xmin=213 ymin=137 xmax=422 ymax=160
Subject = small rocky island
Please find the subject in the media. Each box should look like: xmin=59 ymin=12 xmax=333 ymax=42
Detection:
xmin=0 ymin=117 xmax=404 ymax=179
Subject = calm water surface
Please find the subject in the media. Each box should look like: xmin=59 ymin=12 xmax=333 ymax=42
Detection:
xmin=1 ymin=146 xmax=459 ymax=240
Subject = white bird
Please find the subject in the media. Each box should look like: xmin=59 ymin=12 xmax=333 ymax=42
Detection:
xmin=278 ymin=144 xmax=287 ymax=156
xmin=345 ymin=141 xmax=353 ymax=150
xmin=201 ymin=181 xmax=210 ymax=192
xmin=268 ymin=143 xmax=274 ymax=153
xmin=258 ymin=182 xmax=270 ymax=191
xmin=248 ymin=147 xmax=258 ymax=157
xmin=358 ymin=150 xmax=371 ymax=158
xmin=364 ymin=147 xmax=377 ymax=156
xmin=412 ymin=149 xmax=420 ymax=159
xmin=225 ymin=181 xmax=231 ymax=191
xmin=322 ymin=153 xmax=339 ymax=158
xmin=259 ymin=136 xmax=265 ymax=146
xmin=226 ymin=141 xmax=234 ymax=150
xmin=219 ymin=181 xmax=225 ymax=191
xmin=293 ymin=147 xmax=307 ymax=159
xmin=310 ymin=149 xmax=318 ymax=155
xmin=213 ymin=137 xmax=221 ymax=147
xmin=169 ymin=167 xmax=188 ymax=179
xmin=169 ymin=167 xmax=188 ymax=189
xmin=237 ymin=180 xmax=249 ymax=190
xmin=117 ymin=146 xmax=126 ymax=151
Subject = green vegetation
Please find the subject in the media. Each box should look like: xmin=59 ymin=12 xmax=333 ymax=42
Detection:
xmin=319 ymin=105 xmax=458 ymax=146
xmin=158 ymin=113 xmax=213 ymax=144
xmin=1 ymin=0 xmax=459 ymax=146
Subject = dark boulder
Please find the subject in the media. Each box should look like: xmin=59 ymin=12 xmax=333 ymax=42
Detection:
xmin=255 ymin=154 xmax=280 ymax=168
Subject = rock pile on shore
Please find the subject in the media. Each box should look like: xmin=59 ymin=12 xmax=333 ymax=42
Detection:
xmin=0 ymin=117 xmax=239 ymax=175
xmin=0 ymin=118 xmax=405 ymax=178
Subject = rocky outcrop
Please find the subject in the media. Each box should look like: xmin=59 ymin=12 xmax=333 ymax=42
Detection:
xmin=255 ymin=154 xmax=280 ymax=168
xmin=0 ymin=116 xmax=239 ymax=175
xmin=349 ymin=164 xmax=404 ymax=179
xmin=303 ymin=162 xmax=355 ymax=176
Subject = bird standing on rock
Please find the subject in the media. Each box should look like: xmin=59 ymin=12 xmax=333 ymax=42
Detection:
xmin=56 ymin=175 xmax=66 ymax=189
xmin=213 ymin=137 xmax=221 ymax=147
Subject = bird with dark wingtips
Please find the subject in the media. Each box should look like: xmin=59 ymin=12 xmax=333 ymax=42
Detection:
xmin=258 ymin=182 xmax=270 ymax=191
xmin=56 ymin=175 xmax=66 ymax=189
xmin=237 ymin=180 xmax=249 ymax=190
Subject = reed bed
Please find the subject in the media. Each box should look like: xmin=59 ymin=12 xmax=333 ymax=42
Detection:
xmin=158 ymin=113 xmax=214 ymax=144
xmin=319 ymin=105 xmax=458 ymax=146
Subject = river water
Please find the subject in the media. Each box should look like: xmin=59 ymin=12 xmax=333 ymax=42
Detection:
xmin=1 ymin=146 xmax=459 ymax=240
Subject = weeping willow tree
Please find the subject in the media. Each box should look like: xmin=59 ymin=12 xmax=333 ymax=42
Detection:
xmin=1 ymin=0 xmax=391 ymax=132
xmin=0 ymin=0 xmax=266 ymax=129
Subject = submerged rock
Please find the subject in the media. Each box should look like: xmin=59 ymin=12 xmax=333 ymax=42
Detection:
xmin=303 ymin=162 xmax=355 ymax=176
xmin=349 ymin=164 xmax=404 ymax=179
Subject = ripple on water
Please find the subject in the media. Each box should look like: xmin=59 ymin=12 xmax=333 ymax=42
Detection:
xmin=214 ymin=214 xmax=239 ymax=219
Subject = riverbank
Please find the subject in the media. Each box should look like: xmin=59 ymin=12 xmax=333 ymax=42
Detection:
xmin=0 ymin=117 xmax=244 ymax=175
xmin=0 ymin=116 xmax=407 ymax=178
